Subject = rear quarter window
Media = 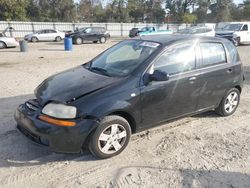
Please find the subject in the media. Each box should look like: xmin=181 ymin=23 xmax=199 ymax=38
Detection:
xmin=224 ymin=41 xmax=240 ymax=63
xmin=200 ymin=42 xmax=226 ymax=67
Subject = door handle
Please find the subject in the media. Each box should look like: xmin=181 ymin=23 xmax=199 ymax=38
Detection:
xmin=189 ymin=77 xmax=197 ymax=81
xmin=227 ymin=68 xmax=233 ymax=73
xmin=189 ymin=76 xmax=197 ymax=84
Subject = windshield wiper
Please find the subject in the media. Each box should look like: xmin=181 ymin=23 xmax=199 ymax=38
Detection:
xmin=90 ymin=67 xmax=111 ymax=77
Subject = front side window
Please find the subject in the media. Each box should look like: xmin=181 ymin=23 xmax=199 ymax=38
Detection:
xmin=86 ymin=40 xmax=160 ymax=77
xmin=37 ymin=30 xmax=46 ymax=34
xmin=242 ymin=25 xmax=248 ymax=31
xmin=153 ymin=43 xmax=196 ymax=75
xmin=49 ymin=30 xmax=57 ymax=33
xmin=200 ymin=43 xmax=226 ymax=67
xmin=84 ymin=28 xmax=92 ymax=34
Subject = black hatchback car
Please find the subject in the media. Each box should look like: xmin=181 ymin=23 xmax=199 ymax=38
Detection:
xmin=67 ymin=27 xmax=110 ymax=45
xmin=15 ymin=35 xmax=244 ymax=159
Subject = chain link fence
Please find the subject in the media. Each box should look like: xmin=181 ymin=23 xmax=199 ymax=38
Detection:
xmin=0 ymin=21 xmax=216 ymax=38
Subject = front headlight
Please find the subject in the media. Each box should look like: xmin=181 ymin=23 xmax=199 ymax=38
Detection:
xmin=42 ymin=103 xmax=77 ymax=119
xmin=233 ymin=33 xmax=238 ymax=38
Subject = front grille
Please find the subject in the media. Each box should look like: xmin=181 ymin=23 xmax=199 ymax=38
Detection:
xmin=216 ymin=33 xmax=233 ymax=37
xmin=25 ymin=99 xmax=40 ymax=111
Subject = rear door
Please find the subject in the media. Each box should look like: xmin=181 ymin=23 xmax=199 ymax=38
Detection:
xmin=197 ymin=41 xmax=235 ymax=110
xmin=140 ymin=42 xmax=201 ymax=128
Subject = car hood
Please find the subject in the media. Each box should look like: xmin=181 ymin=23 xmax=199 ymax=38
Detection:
xmin=24 ymin=34 xmax=34 ymax=38
xmin=35 ymin=65 xmax=119 ymax=106
xmin=216 ymin=31 xmax=234 ymax=35
xmin=68 ymin=32 xmax=80 ymax=36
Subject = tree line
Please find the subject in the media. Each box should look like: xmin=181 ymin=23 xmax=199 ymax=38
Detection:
xmin=0 ymin=0 xmax=250 ymax=23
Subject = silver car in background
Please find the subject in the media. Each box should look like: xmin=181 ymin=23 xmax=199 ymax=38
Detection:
xmin=177 ymin=26 xmax=215 ymax=37
xmin=0 ymin=27 xmax=19 ymax=49
xmin=24 ymin=29 xmax=65 ymax=42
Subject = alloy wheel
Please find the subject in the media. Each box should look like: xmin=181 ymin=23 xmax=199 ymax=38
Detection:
xmin=98 ymin=124 xmax=127 ymax=155
xmin=76 ymin=38 xmax=82 ymax=45
xmin=224 ymin=91 xmax=239 ymax=114
xmin=100 ymin=37 xmax=106 ymax=44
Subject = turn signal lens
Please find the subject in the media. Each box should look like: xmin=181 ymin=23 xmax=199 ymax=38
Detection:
xmin=38 ymin=115 xmax=76 ymax=127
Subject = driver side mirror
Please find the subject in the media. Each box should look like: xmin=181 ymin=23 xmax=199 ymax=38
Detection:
xmin=144 ymin=70 xmax=170 ymax=85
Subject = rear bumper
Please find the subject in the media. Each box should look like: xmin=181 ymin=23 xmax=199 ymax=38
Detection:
xmin=14 ymin=103 xmax=99 ymax=153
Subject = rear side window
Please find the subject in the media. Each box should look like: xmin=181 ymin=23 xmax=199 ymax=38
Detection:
xmin=92 ymin=28 xmax=99 ymax=34
xmin=224 ymin=41 xmax=240 ymax=63
xmin=200 ymin=43 xmax=226 ymax=67
xmin=154 ymin=43 xmax=196 ymax=75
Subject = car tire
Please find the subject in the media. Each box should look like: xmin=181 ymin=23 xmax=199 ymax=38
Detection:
xmin=55 ymin=36 xmax=62 ymax=42
xmin=0 ymin=41 xmax=6 ymax=49
xmin=215 ymin=88 xmax=240 ymax=116
xmin=31 ymin=37 xmax=38 ymax=42
xmin=93 ymin=41 xmax=98 ymax=43
xmin=75 ymin=37 xmax=83 ymax=45
xmin=88 ymin=115 xmax=131 ymax=159
xmin=234 ymin=37 xmax=240 ymax=46
xmin=99 ymin=37 xmax=106 ymax=44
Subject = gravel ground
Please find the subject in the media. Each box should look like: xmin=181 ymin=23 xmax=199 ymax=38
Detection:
xmin=0 ymin=40 xmax=249 ymax=188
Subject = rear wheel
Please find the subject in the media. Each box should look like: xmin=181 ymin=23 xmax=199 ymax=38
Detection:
xmin=93 ymin=41 xmax=98 ymax=43
xmin=99 ymin=37 xmax=106 ymax=44
xmin=0 ymin=41 xmax=6 ymax=49
xmin=88 ymin=115 xmax=131 ymax=159
xmin=75 ymin=37 xmax=83 ymax=45
xmin=215 ymin=88 xmax=240 ymax=116
xmin=55 ymin=36 xmax=62 ymax=42
xmin=31 ymin=37 xmax=38 ymax=42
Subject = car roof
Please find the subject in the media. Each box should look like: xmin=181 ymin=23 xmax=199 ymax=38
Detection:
xmin=135 ymin=34 xmax=225 ymax=46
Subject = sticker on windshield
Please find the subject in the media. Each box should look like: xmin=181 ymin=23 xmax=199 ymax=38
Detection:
xmin=139 ymin=42 xmax=160 ymax=48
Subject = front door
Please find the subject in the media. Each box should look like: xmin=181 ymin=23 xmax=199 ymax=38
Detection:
xmin=140 ymin=42 xmax=200 ymax=128
xmin=37 ymin=30 xmax=48 ymax=41
xmin=82 ymin=28 xmax=94 ymax=41
xmin=240 ymin=24 xmax=250 ymax=42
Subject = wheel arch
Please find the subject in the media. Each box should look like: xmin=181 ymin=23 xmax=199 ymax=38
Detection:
xmin=82 ymin=110 xmax=137 ymax=151
xmin=0 ymin=40 xmax=7 ymax=47
xmin=108 ymin=111 xmax=137 ymax=134
xmin=235 ymin=85 xmax=242 ymax=93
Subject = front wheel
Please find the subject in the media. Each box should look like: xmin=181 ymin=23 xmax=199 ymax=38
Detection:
xmin=99 ymin=37 xmax=106 ymax=44
xmin=75 ymin=37 xmax=83 ymax=45
xmin=215 ymin=88 xmax=240 ymax=116
xmin=31 ymin=37 xmax=38 ymax=42
xmin=88 ymin=115 xmax=131 ymax=159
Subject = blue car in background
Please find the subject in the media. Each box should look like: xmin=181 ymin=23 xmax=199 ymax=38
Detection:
xmin=129 ymin=27 xmax=173 ymax=37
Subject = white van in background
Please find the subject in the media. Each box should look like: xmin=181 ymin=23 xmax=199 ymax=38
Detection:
xmin=216 ymin=22 xmax=250 ymax=46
